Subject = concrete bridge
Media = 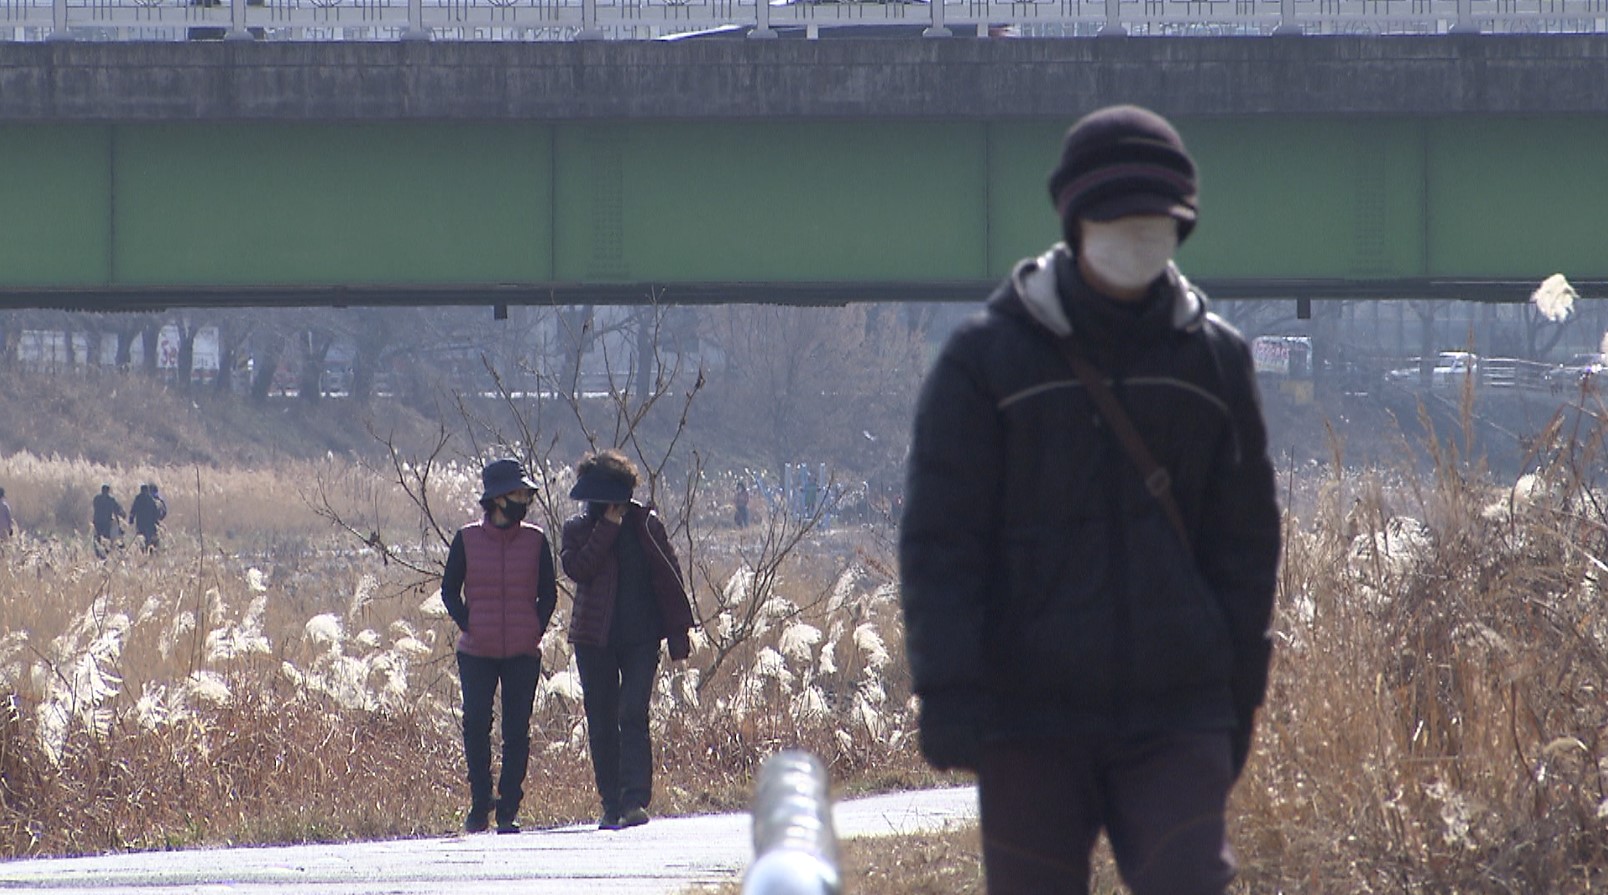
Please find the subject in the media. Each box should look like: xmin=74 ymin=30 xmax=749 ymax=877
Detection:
xmin=2 ymin=35 xmax=1607 ymax=310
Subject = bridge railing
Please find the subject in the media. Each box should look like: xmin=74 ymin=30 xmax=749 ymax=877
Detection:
xmin=4 ymin=0 xmax=1607 ymax=40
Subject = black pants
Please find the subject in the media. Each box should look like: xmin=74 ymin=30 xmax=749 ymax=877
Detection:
xmin=575 ymin=641 xmax=660 ymax=816
xmin=977 ymin=730 xmax=1237 ymax=895
xmin=93 ymin=523 xmax=118 ymax=557
xmin=456 ymin=651 xmax=541 ymax=820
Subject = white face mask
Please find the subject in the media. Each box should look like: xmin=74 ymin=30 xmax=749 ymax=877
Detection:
xmin=1078 ymin=216 xmax=1179 ymax=293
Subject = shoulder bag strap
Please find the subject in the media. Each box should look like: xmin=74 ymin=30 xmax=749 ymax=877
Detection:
xmin=1052 ymin=338 xmax=1194 ymax=562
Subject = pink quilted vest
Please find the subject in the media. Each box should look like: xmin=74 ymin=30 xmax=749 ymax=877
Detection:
xmin=457 ymin=520 xmax=548 ymax=659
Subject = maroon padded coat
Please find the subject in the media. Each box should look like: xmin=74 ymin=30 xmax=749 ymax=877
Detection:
xmin=560 ymin=503 xmax=694 ymax=659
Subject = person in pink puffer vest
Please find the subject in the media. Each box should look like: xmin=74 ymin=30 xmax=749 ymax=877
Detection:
xmin=441 ymin=458 xmax=557 ymax=835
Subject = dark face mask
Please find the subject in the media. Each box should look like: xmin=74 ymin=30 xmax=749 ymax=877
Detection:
xmin=494 ymin=499 xmax=529 ymax=528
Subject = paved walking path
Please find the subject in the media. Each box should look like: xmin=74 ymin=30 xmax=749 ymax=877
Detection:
xmin=0 ymin=786 xmax=977 ymax=894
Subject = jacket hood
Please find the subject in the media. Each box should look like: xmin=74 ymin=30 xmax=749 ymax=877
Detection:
xmin=1008 ymin=244 xmax=1207 ymax=338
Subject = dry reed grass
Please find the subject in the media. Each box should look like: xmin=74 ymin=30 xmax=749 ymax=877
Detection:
xmin=0 ymin=453 xmax=937 ymax=858
xmin=1229 ymin=414 xmax=1608 ymax=893
xmin=712 ymin=411 xmax=1608 ymax=895
xmin=7 ymin=404 xmax=1608 ymax=895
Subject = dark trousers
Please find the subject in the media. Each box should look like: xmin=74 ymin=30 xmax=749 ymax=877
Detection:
xmin=456 ymin=651 xmax=541 ymax=820
xmin=575 ymin=641 xmax=660 ymax=816
xmin=135 ymin=526 xmax=160 ymax=553
xmin=93 ymin=523 xmax=118 ymax=557
xmin=977 ymin=730 xmax=1237 ymax=895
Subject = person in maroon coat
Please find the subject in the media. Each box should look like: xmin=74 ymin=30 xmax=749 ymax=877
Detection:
xmin=441 ymin=458 xmax=558 ymax=834
xmin=560 ymin=449 xmax=694 ymax=830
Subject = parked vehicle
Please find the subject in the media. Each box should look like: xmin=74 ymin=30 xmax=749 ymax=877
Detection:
xmin=1386 ymin=351 xmax=1478 ymax=388
xmin=1544 ymin=353 xmax=1604 ymax=389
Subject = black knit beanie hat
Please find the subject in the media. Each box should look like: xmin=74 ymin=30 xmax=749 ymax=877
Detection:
xmin=1047 ymin=105 xmax=1198 ymax=246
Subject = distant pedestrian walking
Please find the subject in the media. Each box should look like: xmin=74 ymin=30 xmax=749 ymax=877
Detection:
xmin=92 ymin=484 xmax=126 ymax=556
xmin=128 ymin=484 xmax=165 ymax=553
xmin=733 ymin=481 xmax=750 ymax=528
xmin=0 ymin=487 xmax=13 ymax=541
xmin=561 ymin=449 xmax=695 ymax=831
xmin=441 ymin=458 xmax=557 ymax=835
xmin=801 ymin=466 xmax=819 ymax=518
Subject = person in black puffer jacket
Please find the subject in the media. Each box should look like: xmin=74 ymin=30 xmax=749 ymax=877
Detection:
xmin=899 ymin=105 xmax=1281 ymax=895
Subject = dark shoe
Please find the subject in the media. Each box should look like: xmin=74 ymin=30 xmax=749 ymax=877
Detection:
xmin=598 ymin=813 xmax=623 ymax=831
xmin=465 ymin=809 xmax=491 ymax=834
xmin=494 ymin=796 xmax=520 ymax=834
xmin=619 ymin=807 xmax=650 ymax=828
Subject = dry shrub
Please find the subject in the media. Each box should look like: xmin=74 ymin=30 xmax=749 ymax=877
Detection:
xmin=0 ymin=450 xmax=425 ymax=556
xmin=707 ymin=404 xmax=1608 ymax=895
xmin=0 ymin=686 xmax=464 ymax=855
xmin=1234 ymin=408 xmax=1608 ymax=894
xmin=0 ymin=457 xmax=938 ymax=859
xmin=0 ymin=367 xmax=443 ymax=472
xmin=4 ymin=406 xmax=1606 ymax=895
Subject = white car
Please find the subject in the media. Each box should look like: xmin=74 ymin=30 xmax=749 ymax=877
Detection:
xmin=1387 ymin=351 xmax=1478 ymax=388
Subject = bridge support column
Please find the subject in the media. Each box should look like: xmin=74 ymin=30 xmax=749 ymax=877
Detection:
xmin=750 ymin=0 xmax=777 ymax=39
xmin=1099 ymin=0 xmax=1127 ymax=37
xmin=578 ymin=0 xmax=605 ymax=40
xmin=1273 ymin=0 xmax=1303 ymax=35
xmin=1450 ymin=0 xmax=1480 ymax=33
xmin=401 ymin=0 xmax=432 ymax=41
xmin=923 ymin=0 xmax=952 ymax=37
xmin=46 ymin=0 xmax=75 ymax=41
xmin=224 ymin=0 xmax=254 ymax=41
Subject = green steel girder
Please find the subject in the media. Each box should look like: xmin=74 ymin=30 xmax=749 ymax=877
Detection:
xmin=2 ymin=116 xmax=1604 ymax=309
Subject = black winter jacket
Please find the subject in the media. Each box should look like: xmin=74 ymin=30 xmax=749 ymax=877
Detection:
xmin=899 ymin=246 xmax=1281 ymax=741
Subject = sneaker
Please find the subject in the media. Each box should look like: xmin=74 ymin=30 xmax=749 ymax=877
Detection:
xmin=496 ymin=819 xmax=522 ymax=835
xmin=598 ymin=813 xmax=623 ymax=831
xmin=464 ymin=810 xmax=491 ymax=834
xmin=619 ymin=807 xmax=650 ymax=828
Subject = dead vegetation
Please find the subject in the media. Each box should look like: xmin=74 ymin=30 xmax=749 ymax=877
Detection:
xmin=4 ymin=315 xmax=1608 ymax=894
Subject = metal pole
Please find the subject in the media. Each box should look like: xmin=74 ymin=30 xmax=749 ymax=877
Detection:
xmin=923 ymin=0 xmax=952 ymax=37
xmin=742 ymin=752 xmax=841 ymax=895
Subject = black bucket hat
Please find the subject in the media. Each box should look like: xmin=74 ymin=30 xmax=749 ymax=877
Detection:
xmin=481 ymin=458 xmax=539 ymax=503
xmin=569 ymin=468 xmax=634 ymax=504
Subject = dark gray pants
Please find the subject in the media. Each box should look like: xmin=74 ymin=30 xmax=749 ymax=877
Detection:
xmin=456 ymin=651 xmax=541 ymax=821
xmin=575 ymin=641 xmax=660 ymax=817
xmin=978 ymin=730 xmax=1237 ymax=895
